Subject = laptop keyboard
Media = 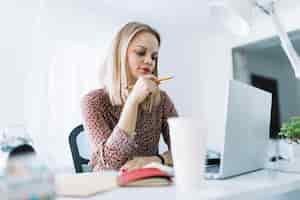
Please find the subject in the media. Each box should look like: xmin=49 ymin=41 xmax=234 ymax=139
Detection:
xmin=206 ymin=164 xmax=220 ymax=173
xmin=206 ymin=158 xmax=220 ymax=166
xmin=205 ymin=150 xmax=221 ymax=172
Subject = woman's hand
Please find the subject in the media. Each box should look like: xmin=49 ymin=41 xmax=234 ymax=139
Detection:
xmin=120 ymin=156 xmax=161 ymax=172
xmin=127 ymin=75 xmax=159 ymax=105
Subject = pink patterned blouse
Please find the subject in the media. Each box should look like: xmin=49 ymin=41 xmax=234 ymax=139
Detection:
xmin=81 ymin=88 xmax=178 ymax=171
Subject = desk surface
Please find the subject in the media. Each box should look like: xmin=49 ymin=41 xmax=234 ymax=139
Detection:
xmin=57 ymin=168 xmax=300 ymax=200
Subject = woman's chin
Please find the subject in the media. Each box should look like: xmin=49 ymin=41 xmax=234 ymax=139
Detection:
xmin=132 ymin=72 xmax=152 ymax=79
xmin=138 ymin=71 xmax=151 ymax=76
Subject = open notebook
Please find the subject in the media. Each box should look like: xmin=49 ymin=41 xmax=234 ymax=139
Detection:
xmin=55 ymin=163 xmax=173 ymax=197
xmin=55 ymin=171 xmax=118 ymax=197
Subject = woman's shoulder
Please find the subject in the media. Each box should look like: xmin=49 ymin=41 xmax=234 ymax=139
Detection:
xmin=159 ymin=90 xmax=172 ymax=102
xmin=159 ymin=90 xmax=175 ymax=108
xmin=159 ymin=90 xmax=178 ymax=116
xmin=81 ymin=88 xmax=109 ymax=107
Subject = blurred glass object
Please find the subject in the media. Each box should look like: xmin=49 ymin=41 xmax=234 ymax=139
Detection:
xmin=0 ymin=125 xmax=34 ymax=178
xmin=0 ymin=125 xmax=33 ymax=153
xmin=0 ymin=126 xmax=55 ymax=199
xmin=0 ymin=154 xmax=56 ymax=199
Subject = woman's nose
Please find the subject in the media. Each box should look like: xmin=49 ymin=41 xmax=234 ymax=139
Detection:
xmin=144 ymin=55 xmax=153 ymax=65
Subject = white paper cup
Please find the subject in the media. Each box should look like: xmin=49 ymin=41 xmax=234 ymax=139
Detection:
xmin=168 ymin=117 xmax=207 ymax=191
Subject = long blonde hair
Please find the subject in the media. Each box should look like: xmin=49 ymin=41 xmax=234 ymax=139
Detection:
xmin=102 ymin=22 xmax=161 ymax=111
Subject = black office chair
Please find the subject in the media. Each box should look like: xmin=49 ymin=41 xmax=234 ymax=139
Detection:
xmin=69 ymin=124 xmax=91 ymax=173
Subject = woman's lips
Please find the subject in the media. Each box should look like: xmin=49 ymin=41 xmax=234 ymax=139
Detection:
xmin=139 ymin=67 xmax=151 ymax=73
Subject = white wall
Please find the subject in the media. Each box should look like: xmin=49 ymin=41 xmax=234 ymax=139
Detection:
xmin=22 ymin=4 xmax=119 ymax=169
xmin=0 ymin=1 xmax=206 ymax=169
xmin=0 ymin=1 xmax=38 ymax=128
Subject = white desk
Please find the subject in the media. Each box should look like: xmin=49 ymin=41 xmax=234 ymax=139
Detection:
xmin=57 ymin=169 xmax=300 ymax=200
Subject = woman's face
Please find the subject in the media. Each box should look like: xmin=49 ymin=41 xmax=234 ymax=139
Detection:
xmin=126 ymin=31 xmax=159 ymax=82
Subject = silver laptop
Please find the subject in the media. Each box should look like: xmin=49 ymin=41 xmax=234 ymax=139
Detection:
xmin=205 ymin=80 xmax=272 ymax=179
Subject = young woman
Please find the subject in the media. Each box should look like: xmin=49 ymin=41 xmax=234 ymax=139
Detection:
xmin=81 ymin=22 xmax=178 ymax=172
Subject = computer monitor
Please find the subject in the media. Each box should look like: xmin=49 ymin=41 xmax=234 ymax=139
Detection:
xmin=232 ymin=41 xmax=300 ymax=139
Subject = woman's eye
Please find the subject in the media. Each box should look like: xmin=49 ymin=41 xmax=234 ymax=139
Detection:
xmin=136 ymin=51 xmax=145 ymax=56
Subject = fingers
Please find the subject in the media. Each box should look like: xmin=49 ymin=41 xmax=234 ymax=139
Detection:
xmin=147 ymin=82 xmax=158 ymax=94
xmin=120 ymin=158 xmax=144 ymax=172
xmin=142 ymin=74 xmax=159 ymax=84
xmin=130 ymin=75 xmax=160 ymax=104
xmin=120 ymin=159 xmax=135 ymax=171
xmin=136 ymin=76 xmax=158 ymax=95
xmin=145 ymin=77 xmax=159 ymax=92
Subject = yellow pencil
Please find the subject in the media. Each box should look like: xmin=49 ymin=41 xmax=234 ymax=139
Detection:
xmin=127 ymin=76 xmax=174 ymax=89
xmin=157 ymin=76 xmax=173 ymax=82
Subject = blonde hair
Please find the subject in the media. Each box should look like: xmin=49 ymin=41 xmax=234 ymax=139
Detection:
xmin=102 ymin=22 xmax=161 ymax=111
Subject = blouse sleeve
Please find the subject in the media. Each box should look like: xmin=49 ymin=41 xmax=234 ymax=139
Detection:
xmin=161 ymin=91 xmax=178 ymax=150
xmin=81 ymin=91 xmax=137 ymax=170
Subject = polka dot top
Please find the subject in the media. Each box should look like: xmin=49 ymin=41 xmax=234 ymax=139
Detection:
xmin=81 ymin=88 xmax=178 ymax=171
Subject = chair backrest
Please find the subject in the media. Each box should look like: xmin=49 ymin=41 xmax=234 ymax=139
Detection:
xmin=69 ymin=124 xmax=92 ymax=173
